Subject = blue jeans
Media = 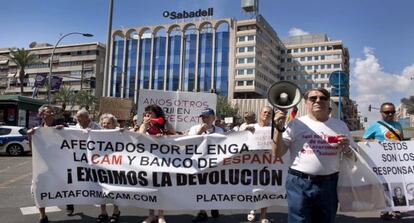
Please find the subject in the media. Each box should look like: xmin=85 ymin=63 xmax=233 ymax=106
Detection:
xmin=286 ymin=172 xmax=339 ymax=223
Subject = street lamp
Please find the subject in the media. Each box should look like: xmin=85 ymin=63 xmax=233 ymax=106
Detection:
xmin=47 ymin=32 xmax=94 ymax=103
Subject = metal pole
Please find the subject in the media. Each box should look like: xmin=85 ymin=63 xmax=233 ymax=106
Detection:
xmin=338 ymin=72 xmax=341 ymax=120
xmin=48 ymin=32 xmax=93 ymax=104
xmin=103 ymin=0 xmax=114 ymax=96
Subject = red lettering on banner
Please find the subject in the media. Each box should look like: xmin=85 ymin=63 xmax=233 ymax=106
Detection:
xmin=222 ymin=152 xmax=283 ymax=166
xmin=91 ymin=154 xmax=123 ymax=165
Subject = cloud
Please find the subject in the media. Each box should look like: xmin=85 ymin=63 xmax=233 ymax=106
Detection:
xmin=288 ymin=27 xmax=309 ymax=36
xmin=350 ymin=47 xmax=414 ymax=126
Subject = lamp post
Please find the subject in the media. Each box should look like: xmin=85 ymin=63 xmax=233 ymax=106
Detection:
xmin=48 ymin=32 xmax=93 ymax=103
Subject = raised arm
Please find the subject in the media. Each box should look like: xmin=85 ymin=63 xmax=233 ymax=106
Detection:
xmin=272 ymin=111 xmax=289 ymax=157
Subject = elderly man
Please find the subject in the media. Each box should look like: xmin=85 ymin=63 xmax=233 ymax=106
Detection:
xmin=75 ymin=108 xmax=100 ymax=130
xmin=188 ymin=108 xmax=223 ymax=222
xmin=244 ymin=106 xmax=273 ymax=223
xmin=272 ymin=88 xmax=355 ymax=223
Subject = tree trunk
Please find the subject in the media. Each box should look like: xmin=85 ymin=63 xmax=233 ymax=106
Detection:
xmin=19 ymin=70 xmax=24 ymax=95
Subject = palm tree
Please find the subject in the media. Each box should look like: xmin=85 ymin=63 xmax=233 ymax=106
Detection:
xmin=52 ymin=85 xmax=74 ymax=111
xmin=8 ymin=48 xmax=38 ymax=94
xmin=74 ymin=90 xmax=97 ymax=111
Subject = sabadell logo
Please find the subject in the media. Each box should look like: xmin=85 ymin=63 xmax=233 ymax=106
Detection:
xmin=163 ymin=8 xmax=213 ymax=20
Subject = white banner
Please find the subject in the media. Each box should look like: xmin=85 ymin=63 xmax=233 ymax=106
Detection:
xmin=137 ymin=90 xmax=217 ymax=132
xmin=358 ymin=141 xmax=414 ymax=211
xmin=32 ymin=128 xmax=288 ymax=210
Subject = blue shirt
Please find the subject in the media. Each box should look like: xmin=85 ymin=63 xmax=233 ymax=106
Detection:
xmin=363 ymin=121 xmax=403 ymax=141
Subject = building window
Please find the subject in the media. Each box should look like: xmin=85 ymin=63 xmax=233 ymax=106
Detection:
xmin=287 ymin=58 xmax=292 ymax=62
xmin=293 ymin=48 xmax=298 ymax=53
xmin=246 ymin=69 xmax=254 ymax=74
xmin=300 ymin=48 xmax=306 ymax=52
xmin=247 ymin=46 xmax=254 ymax=52
xmin=246 ymin=57 xmax=254 ymax=63
xmin=320 ymin=55 xmax=325 ymax=60
xmin=314 ymin=47 xmax=319 ymax=51
xmin=247 ymin=35 xmax=255 ymax=41
xmin=280 ymin=58 xmax=285 ymax=63
xmin=320 ymin=46 xmax=326 ymax=51
xmin=237 ymin=81 xmax=244 ymax=86
xmin=246 ymin=80 xmax=253 ymax=86
xmin=333 ymin=64 xmax=341 ymax=68
xmin=281 ymin=50 xmax=285 ymax=54
xmin=314 ymin=56 xmax=319 ymax=61
xmin=237 ymin=47 xmax=245 ymax=53
xmin=300 ymin=66 xmax=305 ymax=71
xmin=237 ymin=69 xmax=244 ymax=75
xmin=307 ymin=47 xmax=313 ymax=52
xmin=327 ymin=64 xmax=332 ymax=69
xmin=307 ymin=65 xmax=312 ymax=70
xmin=320 ymin=64 xmax=325 ymax=69
xmin=237 ymin=58 xmax=245 ymax=64
xmin=307 ymin=56 xmax=312 ymax=61
xmin=238 ymin=36 xmax=245 ymax=42
xmin=287 ymin=49 xmax=291 ymax=53
xmin=300 ymin=57 xmax=305 ymax=61
xmin=320 ymin=73 xmax=325 ymax=78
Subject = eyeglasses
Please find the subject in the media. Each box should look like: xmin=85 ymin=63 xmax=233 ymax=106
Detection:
xmin=381 ymin=111 xmax=396 ymax=115
xmin=307 ymin=96 xmax=329 ymax=102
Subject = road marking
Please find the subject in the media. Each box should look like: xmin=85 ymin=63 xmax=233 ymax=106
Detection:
xmin=20 ymin=206 xmax=61 ymax=215
xmin=0 ymin=173 xmax=31 ymax=187
xmin=94 ymin=204 xmax=113 ymax=207
xmin=0 ymin=160 xmax=31 ymax=174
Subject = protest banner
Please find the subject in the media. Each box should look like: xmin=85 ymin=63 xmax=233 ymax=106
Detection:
xmin=32 ymin=128 xmax=288 ymax=210
xmin=137 ymin=90 xmax=217 ymax=132
xmin=358 ymin=141 xmax=414 ymax=211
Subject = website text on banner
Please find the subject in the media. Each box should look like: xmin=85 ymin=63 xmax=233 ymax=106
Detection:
xmin=31 ymin=128 xmax=288 ymax=210
xmin=358 ymin=141 xmax=414 ymax=212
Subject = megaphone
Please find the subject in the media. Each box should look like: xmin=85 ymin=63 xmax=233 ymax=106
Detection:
xmin=267 ymin=81 xmax=302 ymax=110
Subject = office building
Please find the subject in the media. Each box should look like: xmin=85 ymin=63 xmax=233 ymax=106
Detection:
xmin=105 ymin=15 xmax=284 ymax=103
xmin=0 ymin=42 xmax=105 ymax=99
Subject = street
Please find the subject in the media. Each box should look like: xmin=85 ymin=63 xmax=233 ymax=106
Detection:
xmin=1 ymin=156 xmax=413 ymax=223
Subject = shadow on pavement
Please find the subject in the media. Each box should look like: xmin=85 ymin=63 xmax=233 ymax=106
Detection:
xmin=45 ymin=211 xmax=414 ymax=223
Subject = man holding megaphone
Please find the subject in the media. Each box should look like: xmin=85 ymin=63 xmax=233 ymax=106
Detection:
xmin=271 ymin=87 xmax=355 ymax=223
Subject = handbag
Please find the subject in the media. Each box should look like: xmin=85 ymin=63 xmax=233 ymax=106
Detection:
xmin=337 ymin=147 xmax=386 ymax=212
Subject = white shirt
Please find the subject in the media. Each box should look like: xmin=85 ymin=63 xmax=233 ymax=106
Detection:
xmin=188 ymin=124 xmax=224 ymax=135
xmin=282 ymin=115 xmax=353 ymax=175
xmin=75 ymin=121 xmax=101 ymax=130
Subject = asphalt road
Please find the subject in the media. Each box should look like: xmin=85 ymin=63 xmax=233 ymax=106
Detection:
xmin=1 ymin=156 xmax=413 ymax=223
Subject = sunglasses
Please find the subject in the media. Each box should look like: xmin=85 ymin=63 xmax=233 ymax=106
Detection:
xmin=382 ymin=111 xmax=396 ymax=115
xmin=307 ymin=96 xmax=329 ymax=102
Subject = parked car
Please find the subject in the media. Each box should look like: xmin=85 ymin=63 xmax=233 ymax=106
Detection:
xmin=0 ymin=125 xmax=30 ymax=156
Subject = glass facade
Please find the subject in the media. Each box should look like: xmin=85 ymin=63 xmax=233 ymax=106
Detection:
xmin=167 ymin=35 xmax=181 ymax=91
xmin=110 ymin=24 xmax=230 ymax=102
xmin=111 ymin=39 xmax=124 ymax=97
xmin=126 ymin=38 xmax=138 ymax=98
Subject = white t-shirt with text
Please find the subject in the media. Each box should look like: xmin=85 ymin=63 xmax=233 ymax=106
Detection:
xmin=282 ymin=115 xmax=353 ymax=175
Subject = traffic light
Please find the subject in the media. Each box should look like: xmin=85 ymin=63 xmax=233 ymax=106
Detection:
xmin=364 ymin=117 xmax=368 ymax=122
xmin=89 ymin=77 xmax=96 ymax=88
xmin=368 ymin=105 xmax=371 ymax=112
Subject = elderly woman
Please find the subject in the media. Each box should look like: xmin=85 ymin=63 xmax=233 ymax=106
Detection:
xmin=95 ymin=113 xmax=121 ymax=223
xmin=28 ymin=105 xmax=66 ymax=223
xmin=138 ymin=104 xmax=175 ymax=223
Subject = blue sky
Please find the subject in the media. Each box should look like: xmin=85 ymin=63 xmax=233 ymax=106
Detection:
xmin=2 ymin=0 xmax=414 ymax=125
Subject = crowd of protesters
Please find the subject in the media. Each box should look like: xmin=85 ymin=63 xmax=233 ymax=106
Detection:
xmin=28 ymin=87 xmax=412 ymax=223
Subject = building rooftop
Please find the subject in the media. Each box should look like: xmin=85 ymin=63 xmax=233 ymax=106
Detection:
xmin=282 ymin=33 xmax=329 ymax=45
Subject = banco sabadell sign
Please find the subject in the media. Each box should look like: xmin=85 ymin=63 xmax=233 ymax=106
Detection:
xmin=163 ymin=8 xmax=213 ymax=20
